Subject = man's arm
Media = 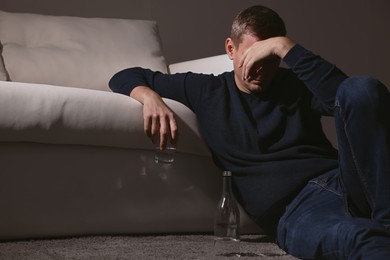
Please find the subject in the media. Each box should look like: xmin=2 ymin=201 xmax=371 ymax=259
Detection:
xmin=109 ymin=68 xmax=179 ymax=149
xmin=130 ymin=86 xmax=178 ymax=150
xmin=239 ymin=36 xmax=348 ymax=114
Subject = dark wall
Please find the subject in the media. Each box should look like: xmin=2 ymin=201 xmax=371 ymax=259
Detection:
xmin=1 ymin=0 xmax=389 ymax=87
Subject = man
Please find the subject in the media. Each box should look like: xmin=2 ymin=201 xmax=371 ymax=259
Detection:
xmin=109 ymin=5 xmax=390 ymax=259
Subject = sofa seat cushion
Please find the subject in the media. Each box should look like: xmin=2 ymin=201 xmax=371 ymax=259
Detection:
xmin=0 ymin=81 xmax=210 ymax=156
xmin=0 ymin=10 xmax=167 ymax=91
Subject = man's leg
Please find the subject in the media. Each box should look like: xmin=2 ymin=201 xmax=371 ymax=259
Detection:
xmin=277 ymin=169 xmax=390 ymax=259
xmin=334 ymin=76 xmax=390 ymax=227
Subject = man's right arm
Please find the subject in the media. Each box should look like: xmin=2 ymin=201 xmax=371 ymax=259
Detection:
xmin=130 ymin=86 xmax=178 ymax=150
xmin=109 ymin=68 xmax=178 ymax=149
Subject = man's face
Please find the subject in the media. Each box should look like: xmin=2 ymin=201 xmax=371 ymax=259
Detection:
xmin=226 ymin=34 xmax=280 ymax=94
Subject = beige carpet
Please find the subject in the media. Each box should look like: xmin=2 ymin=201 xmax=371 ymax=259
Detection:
xmin=0 ymin=234 xmax=298 ymax=259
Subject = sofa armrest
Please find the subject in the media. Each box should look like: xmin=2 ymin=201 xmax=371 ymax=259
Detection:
xmin=0 ymin=81 xmax=210 ymax=156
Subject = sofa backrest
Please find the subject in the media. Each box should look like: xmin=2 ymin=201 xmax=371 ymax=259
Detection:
xmin=0 ymin=10 xmax=167 ymax=91
xmin=169 ymin=54 xmax=233 ymax=75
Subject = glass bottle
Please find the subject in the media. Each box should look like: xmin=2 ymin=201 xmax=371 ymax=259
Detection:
xmin=213 ymin=170 xmax=240 ymax=257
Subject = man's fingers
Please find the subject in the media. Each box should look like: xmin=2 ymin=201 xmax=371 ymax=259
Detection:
xmin=154 ymin=116 xmax=162 ymax=142
xmin=142 ymin=98 xmax=178 ymax=149
xmin=144 ymin=113 xmax=152 ymax=138
xmin=158 ymin=116 xmax=169 ymax=150
xmin=169 ymin=115 xmax=179 ymax=143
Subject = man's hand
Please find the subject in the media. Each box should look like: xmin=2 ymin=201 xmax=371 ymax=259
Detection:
xmin=239 ymin=36 xmax=295 ymax=81
xmin=130 ymin=86 xmax=178 ymax=150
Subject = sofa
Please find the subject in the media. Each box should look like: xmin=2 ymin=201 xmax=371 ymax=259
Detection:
xmin=0 ymin=10 xmax=264 ymax=240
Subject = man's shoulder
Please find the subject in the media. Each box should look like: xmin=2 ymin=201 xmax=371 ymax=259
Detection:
xmin=183 ymin=70 xmax=235 ymax=89
xmin=185 ymin=70 xmax=234 ymax=79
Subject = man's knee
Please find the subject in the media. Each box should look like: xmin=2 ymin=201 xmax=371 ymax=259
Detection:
xmin=336 ymin=76 xmax=389 ymax=111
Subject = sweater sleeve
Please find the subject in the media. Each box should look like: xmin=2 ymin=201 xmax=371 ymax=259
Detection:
xmin=109 ymin=67 xmax=163 ymax=96
xmin=108 ymin=67 xmax=217 ymax=112
xmin=283 ymin=44 xmax=348 ymax=114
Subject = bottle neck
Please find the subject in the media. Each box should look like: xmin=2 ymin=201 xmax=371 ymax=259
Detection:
xmin=222 ymin=171 xmax=232 ymax=194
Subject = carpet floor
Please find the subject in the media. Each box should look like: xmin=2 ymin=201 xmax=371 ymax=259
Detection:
xmin=0 ymin=234 xmax=298 ymax=260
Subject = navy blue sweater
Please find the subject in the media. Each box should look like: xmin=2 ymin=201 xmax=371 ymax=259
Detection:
xmin=109 ymin=44 xmax=348 ymax=231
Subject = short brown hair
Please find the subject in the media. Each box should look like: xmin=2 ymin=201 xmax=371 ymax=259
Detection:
xmin=230 ymin=5 xmax=287 ymax=46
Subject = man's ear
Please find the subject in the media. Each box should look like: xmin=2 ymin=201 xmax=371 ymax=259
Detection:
xmin=225 ymin=38 xmax=235 ymax=60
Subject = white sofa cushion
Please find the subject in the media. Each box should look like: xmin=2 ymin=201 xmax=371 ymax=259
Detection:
xmin=0 ymin=11 xmax=167 ymax=91
xmin=169 ymin=54 xmax=233 ymax=74
xmin=0 ymin=81 xmax=210 ymax=156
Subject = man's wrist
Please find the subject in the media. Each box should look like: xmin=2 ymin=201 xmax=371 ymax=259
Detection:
xmin=130 ymin=86 xmax=154 ymax=104
xmin=273 ymin=37 xmax=296 ymax=59
xmin=282 ymin=44 xmax=308 ymax=69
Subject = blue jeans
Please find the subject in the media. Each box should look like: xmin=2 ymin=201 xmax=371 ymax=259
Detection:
xmin=277 ymin=77 xmax=390 ymax=259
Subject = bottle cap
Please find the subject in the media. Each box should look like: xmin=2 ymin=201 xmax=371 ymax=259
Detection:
xmin=222 ymin=171 xmax=232 ymax=177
